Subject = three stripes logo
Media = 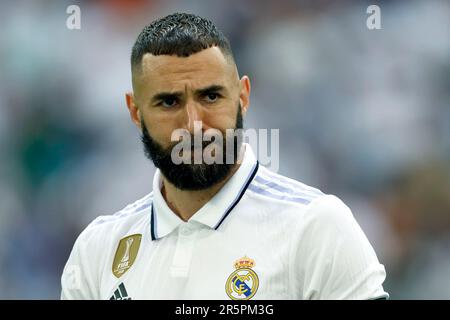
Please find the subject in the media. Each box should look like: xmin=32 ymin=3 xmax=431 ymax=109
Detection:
xmin=110 ymin=283 xmax=131 ymax=300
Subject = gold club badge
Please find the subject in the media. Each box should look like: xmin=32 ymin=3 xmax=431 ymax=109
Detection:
xmin=225 ymin=256 xmax=259 ymax=300
xmin=112 ymin=234 xmax=142 ymax=278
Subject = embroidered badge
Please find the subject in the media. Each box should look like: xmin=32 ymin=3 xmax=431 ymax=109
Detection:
xmin=112 ymin=234 xmax=142 ymax=278
xmin=225 ymin=256 xmax=259 ymax=300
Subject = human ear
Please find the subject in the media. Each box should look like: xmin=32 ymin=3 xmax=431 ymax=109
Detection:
xmin=125 ymin=92 xmax=142 ymax=128
xmin=239 ymin=76 xmax=251 ymax=115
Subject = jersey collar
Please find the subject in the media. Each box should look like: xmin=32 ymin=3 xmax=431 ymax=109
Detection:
xmin=150 ymin=143 xmax=259 ymax=240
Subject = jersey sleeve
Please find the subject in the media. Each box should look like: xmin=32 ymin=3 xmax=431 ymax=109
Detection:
xmin=61 ymin=223 xmax=102 ymax=300
xmin=290 ymin=195 xmax=389 ymax=300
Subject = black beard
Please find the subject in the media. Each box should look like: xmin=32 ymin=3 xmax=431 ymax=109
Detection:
xmin=141 ymin=105 xmax=243 ymax=191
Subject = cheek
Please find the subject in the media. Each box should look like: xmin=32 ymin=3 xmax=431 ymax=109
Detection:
xmin=205 ymin=115 xmax=235 ymax=132
xmin=141 ymin=112 xmax=178 ymax=144
xmin=202 ymin=104 xmax=239 ymax=130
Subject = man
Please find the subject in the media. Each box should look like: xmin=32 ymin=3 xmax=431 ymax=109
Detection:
xmin=61 ymin=13 xmax=388 ymax=300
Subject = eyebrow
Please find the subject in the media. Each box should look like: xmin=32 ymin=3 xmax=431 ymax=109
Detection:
xmin=195 ymin=84 xmax=226 ymax=96
xmin=150 ymin=84 xmax=227 ymax=104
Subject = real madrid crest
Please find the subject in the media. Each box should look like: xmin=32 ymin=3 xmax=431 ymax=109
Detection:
xmin=225 ymin=256 xmax=259 ymax=300
xmin=112 ymin=234 xmax=142 ymax=278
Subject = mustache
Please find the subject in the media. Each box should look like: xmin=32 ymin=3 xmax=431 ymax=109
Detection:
xmin=169 ymin=136 xmax=224 ymax=149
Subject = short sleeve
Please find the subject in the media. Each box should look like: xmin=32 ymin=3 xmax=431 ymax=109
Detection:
xmin=290 ymin=195 xmax=389 ymax=300
xmin=61 ymin=225 xmax=102 ymax=300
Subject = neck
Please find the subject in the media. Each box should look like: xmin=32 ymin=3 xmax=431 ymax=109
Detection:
xmin=161 ymin=163 xmax=240 ymax=222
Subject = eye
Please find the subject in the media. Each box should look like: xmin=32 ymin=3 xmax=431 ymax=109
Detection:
xmin=204 ymin=92 xmax=219 ymax=103
xmin=160 ymin=98 xmax=177 ymax=108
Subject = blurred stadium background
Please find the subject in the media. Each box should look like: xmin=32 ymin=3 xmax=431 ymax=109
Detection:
xmin=0 ymin=0 xmax=449 ymax=299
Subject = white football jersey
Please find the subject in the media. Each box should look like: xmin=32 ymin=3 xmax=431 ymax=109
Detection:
xmin=61 ymin=144 xmax=388 ymax=300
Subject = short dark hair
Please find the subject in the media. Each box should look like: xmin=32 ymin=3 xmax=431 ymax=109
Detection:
xmin=131 ymin=13 xmax=234 ymax=72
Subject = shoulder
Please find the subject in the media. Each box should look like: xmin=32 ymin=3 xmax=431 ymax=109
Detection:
xmin=246 ymin=165 xmax=326 ymax=208
xmin=76 ymin=192 xmax=153 ymax=247
xmin=246 ymin=166 xmax=357 ymax=233
xmin=305 ymin=193 xmax=354 ymax=227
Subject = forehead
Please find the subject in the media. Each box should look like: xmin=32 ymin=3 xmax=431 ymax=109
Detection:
xmin=135 ymin=46 xmax=235 ymax=93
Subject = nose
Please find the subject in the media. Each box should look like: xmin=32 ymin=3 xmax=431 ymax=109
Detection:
xmin=184 ymin=100 xmax=203 ymax=134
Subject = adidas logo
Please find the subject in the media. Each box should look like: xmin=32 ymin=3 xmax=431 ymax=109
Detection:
xmin=110 ymin=282 xmax=131 ymax=300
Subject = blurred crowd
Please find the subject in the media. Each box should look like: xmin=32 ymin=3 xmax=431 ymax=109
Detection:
xmin=0 ymin=0 xmax=449 ymax=299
